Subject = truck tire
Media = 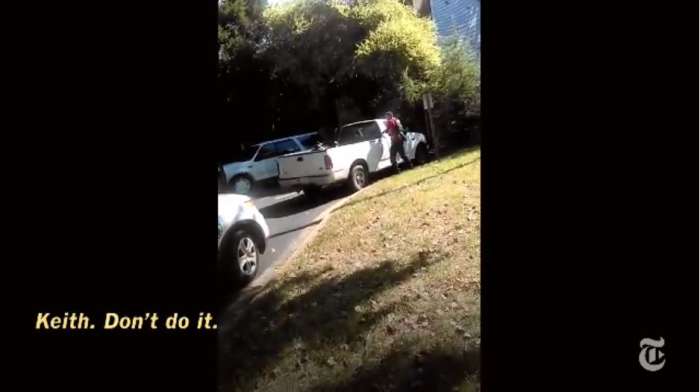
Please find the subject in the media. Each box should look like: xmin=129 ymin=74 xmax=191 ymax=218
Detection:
xmin=414 ymin=143 xmax=428 ymax=165
xmin=347 ymin=162 xmax=369 ymax=192
xmin=230 ymin=174 xmax=255 ymax=195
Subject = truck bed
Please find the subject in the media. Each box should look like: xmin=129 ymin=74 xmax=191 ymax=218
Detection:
xmin=277 ymin=149 xmax=333 ymax=181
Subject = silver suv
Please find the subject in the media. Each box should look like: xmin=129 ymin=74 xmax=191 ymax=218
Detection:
xmin=221 ymin=132 xmax=319 ymax=194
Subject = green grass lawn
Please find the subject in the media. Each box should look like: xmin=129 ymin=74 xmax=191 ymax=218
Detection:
xmin=220 ymin=147 xmax=481 ymax=392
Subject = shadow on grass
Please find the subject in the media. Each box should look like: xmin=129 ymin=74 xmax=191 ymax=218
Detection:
xmin=218 ymin=251 xmax=469 ymax=391
xmin=310 ymin=346 xmax=479 ymax=392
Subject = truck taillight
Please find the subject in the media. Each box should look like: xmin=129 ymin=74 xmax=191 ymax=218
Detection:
xmin=324 ymin=155 xmax=333 ymax=170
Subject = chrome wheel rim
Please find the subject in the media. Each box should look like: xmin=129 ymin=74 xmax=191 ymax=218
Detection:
xmin=354 ymin=167 xmax=366 ymax=187
xmin=236 ymin=236 xmax=257 ymax=276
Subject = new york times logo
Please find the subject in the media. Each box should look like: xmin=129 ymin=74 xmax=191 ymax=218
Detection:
xmin=639 ymin=337 xmax=665 ymax=372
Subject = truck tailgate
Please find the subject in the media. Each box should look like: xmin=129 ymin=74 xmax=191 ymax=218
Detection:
xmin=278 ymin=151 xmax=331 ymax=179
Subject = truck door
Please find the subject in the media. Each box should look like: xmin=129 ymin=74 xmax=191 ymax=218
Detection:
xmin=363 ymin=121 xmax=384 ymax=172
xmin=377 ymin=119 xmax=393 ymax=169
xmin=250 ymin=143 xmax=279 ymax=181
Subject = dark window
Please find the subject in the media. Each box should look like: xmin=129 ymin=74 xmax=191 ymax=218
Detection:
xmin=338 ymin=122 xmax=380 ymax=145
xmin=296 ymin=133 xmax=320 ymax=149
xmin=274 ymin=139 xmax=301 ymax=156
xmin=338 ymin=126 xmax=362 ymax=145
xmin=363 ymin=122 xmax=382 ymax=139
xmin=223 ymin=145 xmax=258 ymax=164
xmin=255 ymin=143 xmax=276 ymax=161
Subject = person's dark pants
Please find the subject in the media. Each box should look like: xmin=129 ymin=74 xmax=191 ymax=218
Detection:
xmin=390 ymin=140 xmax=412 ymax=172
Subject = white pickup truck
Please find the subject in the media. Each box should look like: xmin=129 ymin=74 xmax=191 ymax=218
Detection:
xmin=277 ymin=119 xmax=428 ymax=194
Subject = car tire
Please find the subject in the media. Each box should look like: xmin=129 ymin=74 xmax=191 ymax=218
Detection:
xmin=222 ymin=228 xmax=259 ymax=286
xmin=347 ymin=162 xmax=369 ymax=192
xmin=230 ymin=175 xmax=254 ymax=195
xmin=414 ymin=143 xmax=428 ymax=165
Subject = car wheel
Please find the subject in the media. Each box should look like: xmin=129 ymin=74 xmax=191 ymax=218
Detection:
xmin=228 ymin=229 xmax=259 ymax=285
xmin=414 ymin=143 xmax=428 ymax=165
xmin=347 ymin=162 xmax=368 ymax=192
xmin=231 ymin=175 xmax=254 ymax=195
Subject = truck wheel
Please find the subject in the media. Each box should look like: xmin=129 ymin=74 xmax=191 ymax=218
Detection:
xmin=230 ymin=175 xmax=254 ymax=195
xmin=414 ymin=143 xmax=428 ymax=165
xmin=347 ymin=162 xmax=369 ymax=192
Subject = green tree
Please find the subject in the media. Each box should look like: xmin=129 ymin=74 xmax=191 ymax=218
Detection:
xmin=218 ymin=0 xmax=277 ymax=150
xmin=405 ymin=37 xmax=480 ymax=113
xmin=217 ymin=0 xmax=480 ymax=150
xmin=218 ymin=0 xmax=267 ymax=62
xmin=404 ymin=37 xmax=480 ymax=152
xmin=262 ymin=0 xmax=441 ymax=127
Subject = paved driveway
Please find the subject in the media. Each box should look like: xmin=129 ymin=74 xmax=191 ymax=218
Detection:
xmin=251 ymin=187 xmax=350 ymax=280
xmin=219 ymin=184 xmax=351 ymax=292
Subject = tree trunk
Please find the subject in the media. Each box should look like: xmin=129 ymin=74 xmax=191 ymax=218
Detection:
xmin=429 ymin=110 xmax=440 ymax=157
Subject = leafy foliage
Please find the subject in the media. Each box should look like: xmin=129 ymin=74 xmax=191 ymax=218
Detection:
xmin=217 ymin=0 xmax=278 ymax=152
xmin=261 ymin=0 xmax=441 ymax=124
xmin=217 ymin=0 xmax=480 ymax=150
xmin=405 ymin=37 xmax=480 ymax=113
xmin=350 ymin=0 xmax=440 ymax=80
xmin=218 ymin=0 xmax=267 ymax=62
xmin=263 ymin=0 xmax=363 ymax=110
